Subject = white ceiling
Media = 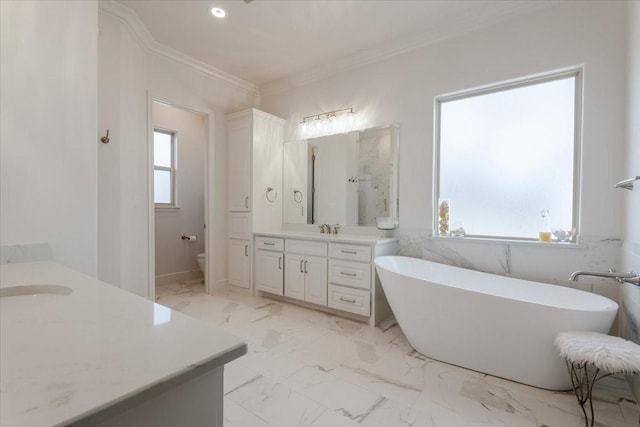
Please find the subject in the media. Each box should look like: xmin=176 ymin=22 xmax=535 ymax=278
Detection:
xmin=116 ymin=0 xmax=556 ymax=88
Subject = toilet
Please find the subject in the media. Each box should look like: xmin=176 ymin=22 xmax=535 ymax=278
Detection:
xmin=197 ymin=253 xmax=205 ymax=275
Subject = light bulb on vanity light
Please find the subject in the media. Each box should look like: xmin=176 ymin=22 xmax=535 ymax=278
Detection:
xmin=327 ymin=114 xmax=337 ymax=134
xmin=347 ymin=110 xmax=356 ymax=127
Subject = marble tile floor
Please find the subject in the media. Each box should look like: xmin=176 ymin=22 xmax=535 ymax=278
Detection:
xmin=156 ymin=280 xmax=640 ymax=427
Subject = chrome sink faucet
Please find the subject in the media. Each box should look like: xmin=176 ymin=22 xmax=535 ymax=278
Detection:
xmin=317 ymin=224 xmax=340 ymax=235
xmin=569 ymin=269 xmax=640 ymax=286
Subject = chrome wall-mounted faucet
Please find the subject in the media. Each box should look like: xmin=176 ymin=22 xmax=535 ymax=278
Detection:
xmin=569 ymin=269 xmax=639 ymax=286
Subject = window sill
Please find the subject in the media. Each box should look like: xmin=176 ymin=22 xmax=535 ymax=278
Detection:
xmin=155 ymin=205 xmax=180 ymax=212
xmin=428 ymin=235 xmax=586 ymax=249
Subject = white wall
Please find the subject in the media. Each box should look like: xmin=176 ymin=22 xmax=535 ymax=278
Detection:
xmin=98 ymin=10 xmax=148 ymax=295
xmin=262 ymin=2 xmax=627 ymax=300
xmin=1 ymin=1 xmax=98 ymax=275
xmin=97 ymin=8 xmax=258 ymax=295
xmin=621 ymin=0 xmax=640 ymax=402
xmin=153 ymin=102 xmax=205 ymax=280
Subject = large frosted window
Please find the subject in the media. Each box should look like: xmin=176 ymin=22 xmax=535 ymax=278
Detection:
xmin=435 ymin=70 xmax=580 ymax=240
xmin=154 ymin=130 xmax=176 ymax=206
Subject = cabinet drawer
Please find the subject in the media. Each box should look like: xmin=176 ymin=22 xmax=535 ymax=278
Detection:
xmin=329 ymin=243 xmax=371 ymax=262
xmin=285 ymin=239 xmax=327 ymax=257
xmin=229 ymin=213 xmax=251 ymax=238
xmin=329 ymin=259 xmax=371 ymax=290
xmin=328 ymin=285 xmax=370 ymax=317
xmin=255 ymin=236 xmax=284 ymax=251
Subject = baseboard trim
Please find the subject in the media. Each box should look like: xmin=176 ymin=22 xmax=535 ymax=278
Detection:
xmin=155 ymin=270 xmax=203 ymax=287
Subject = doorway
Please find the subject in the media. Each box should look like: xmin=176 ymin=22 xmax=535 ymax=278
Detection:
xmin=148 ymin=99 xmax=214 ymax=300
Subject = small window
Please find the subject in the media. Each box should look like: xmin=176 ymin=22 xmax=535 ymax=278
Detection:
xmin=434 ymin=69 xmax=581 ymax=241
xmin=154 ymin=129 xmax=176 ymax=206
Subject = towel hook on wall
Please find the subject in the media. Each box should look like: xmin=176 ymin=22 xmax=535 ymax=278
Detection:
xmin=614 ymin=176 xmax=639 ymax=191
xmin=100 ymin=129 xmax=110 ymax=144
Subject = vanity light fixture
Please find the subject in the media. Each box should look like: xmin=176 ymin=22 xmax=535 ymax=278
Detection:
xmin=299 ymin=107 xmax=360 ymax=139
xmin=210 ymin=6 xmax=227 ymax=18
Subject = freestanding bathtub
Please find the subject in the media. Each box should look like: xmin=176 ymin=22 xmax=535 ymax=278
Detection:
xmin=374 ymin=256 xmax=619 ymax=390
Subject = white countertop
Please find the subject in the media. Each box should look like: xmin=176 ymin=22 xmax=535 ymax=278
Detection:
xmin=255 ymin=231 xmax=398 ymax=245
xmin=0 ymin=261 xmax=246 ymax=427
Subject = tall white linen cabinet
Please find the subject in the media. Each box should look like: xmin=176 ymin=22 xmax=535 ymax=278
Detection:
xmin=227 ymin=108 xmax=285 ymax=289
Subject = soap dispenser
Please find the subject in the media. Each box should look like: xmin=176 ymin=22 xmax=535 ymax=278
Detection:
xmin=539 ymin=209 xmax=551 ymax=242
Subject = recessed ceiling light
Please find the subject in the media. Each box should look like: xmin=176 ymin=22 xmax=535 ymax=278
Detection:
xmin=210 ymin=6 xmax=227 ymax=19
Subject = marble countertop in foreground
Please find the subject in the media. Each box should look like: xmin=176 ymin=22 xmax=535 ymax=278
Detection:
xmin=0 ymin=261 xmax=246 ymax=427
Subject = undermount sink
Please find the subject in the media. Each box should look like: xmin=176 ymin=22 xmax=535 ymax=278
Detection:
xmin=0 ymin=285 xmax=72 ymax=306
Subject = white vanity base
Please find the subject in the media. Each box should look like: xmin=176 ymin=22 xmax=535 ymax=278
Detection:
xmin=253 ymin=232 xmax=398 ymax=327
xmin=256 ymin=291 xmax=370 ymax=325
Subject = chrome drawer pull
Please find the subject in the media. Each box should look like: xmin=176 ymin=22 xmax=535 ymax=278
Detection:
xmin=245 ymin=196 xmax=249 ymax=208
xmin=278 ymin=256 xmax=283 ymax=270
xmin=340 ymin=271 xmax=357 ymax=277
xmin=339 ymin=297 xmax=356 ymax=304
xmin=341 ymin=250 xmax=357 ymax=254
xmin=263 ymin=242 xmax=275 ymax=246
xmin=300 ymin=260 xmax=304 ymax=273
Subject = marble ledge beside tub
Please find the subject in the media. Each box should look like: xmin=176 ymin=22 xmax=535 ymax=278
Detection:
xmin=0 ymin=261 xmax=247 ymax=427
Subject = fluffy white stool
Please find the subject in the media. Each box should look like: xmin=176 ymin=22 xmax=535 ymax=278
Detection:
xmin=555 ymin=331 xmax=640 ymax=427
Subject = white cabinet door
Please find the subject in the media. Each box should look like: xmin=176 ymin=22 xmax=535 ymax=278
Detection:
xmin=228 ymin=125 xmax=251 ymax=212
xmin=229 ymin=239 xmax=250 ymax=288
xmin=284 ymin=254 xmax=305 ymax=301
xmin=304 ymin=256 xmax=327 ymax=306
xmin=255 ymin=250 xmax=283 ymax=296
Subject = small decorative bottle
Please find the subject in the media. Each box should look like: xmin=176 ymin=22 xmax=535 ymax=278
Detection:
xmin=539 ymin=209 xmax=551 ymax=242
xmin=438 ymin=200 xmax=450 ymax=235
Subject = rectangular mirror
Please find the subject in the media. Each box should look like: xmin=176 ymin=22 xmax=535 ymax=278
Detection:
xmin=283 ymin=124 xmax=399 ymax=227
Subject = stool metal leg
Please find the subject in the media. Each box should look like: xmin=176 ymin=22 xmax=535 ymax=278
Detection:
xmin=566 ymin=361 xmax=613 ymax=427
xmin=567 ymin=361 xmax=594 ymax=427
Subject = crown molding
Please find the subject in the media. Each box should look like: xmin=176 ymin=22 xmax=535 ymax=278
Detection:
xmin=99 ymin=0 xmax=556 ymax=99
xmin=98 ymin=0 xmax=259 ymax=96
xmin=259 ymin=2 xmax=555 ymax=97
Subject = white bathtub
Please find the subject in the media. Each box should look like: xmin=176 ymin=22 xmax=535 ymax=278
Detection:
xmin=374 ymin=256 xmax=618 ymax=390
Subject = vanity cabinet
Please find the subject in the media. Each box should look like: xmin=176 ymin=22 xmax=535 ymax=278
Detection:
xmin=227 ymin=212 xmax=252 ymax=289
xmin=226 ymin=109 xmax=284 ymax=290
xmin=254 ymin=237 xmax=284 ymax=295
xmin=284 ymin=240 xmax=328 ymax=306
xmin=254 ymin=233 xmax=398 ymax=326
xmin=328 ymin=243 xmax=373 ymax=316
xmin=228 ymin=239 xmax=250 ymax=288
xmin=227 ymin=120 xmax=251 ymax=212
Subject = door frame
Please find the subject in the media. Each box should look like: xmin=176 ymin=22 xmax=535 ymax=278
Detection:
xmin=147 ymin=94 xmax=216 ymax=300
